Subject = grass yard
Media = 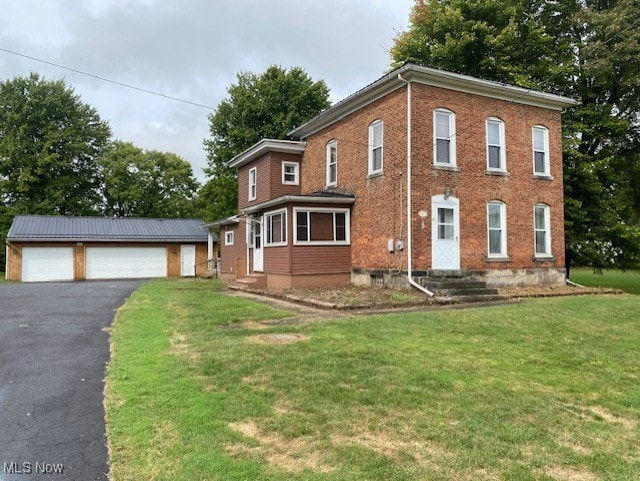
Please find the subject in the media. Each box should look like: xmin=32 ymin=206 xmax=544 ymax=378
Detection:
xmin=570 ymin=267 xmax=640 ymax=295
xmin=106 ymin=280 xmax=640 ymax=481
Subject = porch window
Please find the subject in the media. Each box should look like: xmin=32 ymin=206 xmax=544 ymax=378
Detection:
xmin=368 ymin=120 xmax=383 ymax=175
xmin=534 ymin=204 xmax=551 ymax=256
xmin=248 ymin=167 xmax=257 ymax=201
xmin=294 ymin=208 xmax=350 ymax=245
xmin=533 ymin=126 xmax=550 ymax=176
xmin=282 ymin=161 xmax=299 ymax=185
xmin=326 ymin=140 xmax=337 ymax=187
xmin=434 ymin=109 xmax=456 ymax=166
xmin=487 ymin=201 xmax=507 ymax=256
xmin=265 ymin=209 xmax=287 ymax=246
xmin=486 ymin=118 xmax=506 ymax=171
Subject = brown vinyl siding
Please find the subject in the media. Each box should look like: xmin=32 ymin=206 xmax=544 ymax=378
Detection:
xmin=219 ymin=221 xmax=247 ymax=277
xmin=263 ymin=246 xmax=291 ymax=274
xmin=291 ymin=245 xmax=351 ymax=274
xmin=238 ymin=152 xmax=303 ymax=211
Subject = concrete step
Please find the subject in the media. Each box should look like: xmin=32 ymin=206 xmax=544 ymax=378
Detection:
xmin=235 ymin=274 xmax=267 ymax=290
xmin=420 ymin=279 xmax=487 ymax=290
xmin=435 ymin=287 xmax=499 ymax=297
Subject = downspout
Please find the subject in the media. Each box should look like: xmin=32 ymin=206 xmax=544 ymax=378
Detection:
xmin=398 ymin=73 xmax=435 ymax=297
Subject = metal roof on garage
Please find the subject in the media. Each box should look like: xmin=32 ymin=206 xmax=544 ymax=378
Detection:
xmin=6 ymin=215 xmax=215 ymax=243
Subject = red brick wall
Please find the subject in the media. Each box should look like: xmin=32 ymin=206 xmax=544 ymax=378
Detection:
xmin=301 ymin=83 xmax=565 ymax=272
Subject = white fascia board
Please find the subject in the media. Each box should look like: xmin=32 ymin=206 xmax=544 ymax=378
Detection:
xmin=226 ymin=139 xmax=306 ymax=169
xmin=242 ymin=195 xmax=355 ymax=215
xmin=289 ymin=64 xmax=580 ymax=139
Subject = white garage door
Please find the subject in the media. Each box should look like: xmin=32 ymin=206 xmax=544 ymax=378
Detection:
xmin=22 ymin=247 xmax=75 ymax=282
xmin=86 ymin=247 xmax=167 ymax=279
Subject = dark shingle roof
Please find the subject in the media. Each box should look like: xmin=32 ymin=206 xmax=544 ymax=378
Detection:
xmin=7 ymin=215 xmax=215 ymax=243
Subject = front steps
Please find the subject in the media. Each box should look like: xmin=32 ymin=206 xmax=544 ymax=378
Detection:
xmin=232 ymin=274 xmax=267 ymax=291
xmin=416 ymin=271 xmax=505 ymax=303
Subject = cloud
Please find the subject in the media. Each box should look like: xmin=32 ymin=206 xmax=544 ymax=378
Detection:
xmin=0 ymin=0 xmax=414 ymax=181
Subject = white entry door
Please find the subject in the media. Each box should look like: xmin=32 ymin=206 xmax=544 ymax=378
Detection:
xmin=252 ymin=217 xmax=264 ymax=272
xmin=181 ymin=244 xmax=196 ymax=277
xmin=431 ymin=195 xmax=460 ymax=270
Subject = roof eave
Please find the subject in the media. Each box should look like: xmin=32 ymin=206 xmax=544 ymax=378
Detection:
xmin=226 ymin=139 xmax=306 ymax=169
xmin=289 ymin=64 xmax=580 ymax=139
xmin=242 ymin=195 xmax=355 ymax=215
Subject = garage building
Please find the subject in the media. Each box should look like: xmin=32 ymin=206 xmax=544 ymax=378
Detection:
xmin=5 ymin=215 xmax=217 ymax=282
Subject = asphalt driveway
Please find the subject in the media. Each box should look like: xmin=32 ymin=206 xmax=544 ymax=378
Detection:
xmin=0 ymin=280 xmax=142 ymax=481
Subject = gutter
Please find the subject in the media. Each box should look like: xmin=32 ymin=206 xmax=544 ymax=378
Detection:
xmin=398 ymin=73 xmax=435 ymax=297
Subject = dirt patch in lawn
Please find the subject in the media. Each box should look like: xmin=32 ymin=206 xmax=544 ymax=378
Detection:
xmin=544 ymin=465 xmax=598 ymax=481
xmin=246 ymin=333 xmax=310 ymax=344
xmin=227 ymin=420 xmax=333 ymax=473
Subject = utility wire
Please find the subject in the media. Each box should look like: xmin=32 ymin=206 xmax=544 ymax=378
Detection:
xmin=0 ymin=46 xmax=216 ymax=111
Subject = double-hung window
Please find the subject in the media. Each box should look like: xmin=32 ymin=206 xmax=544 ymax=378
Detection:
xmin=282 ymin=161 xmax=299 ymax=185
xmin=534 ymin=204 xmax=551 ymax=256
xmin=265 ymin=209 xmax=287 ymax=246
xmin=486 ymin=118 xmax=506 ymax=171
xmin=326 ymin=140 xmax=337 ymax=187
xmin=487 ymin=201 xmax=507 ymax=257
xmin=434 ymin=109 xmax=456 ymax=166
xmin=368 ymin=120 xmax=383 ymax=175
xmin=294 ymin=208 xmax=350 ymax=245
xmin=224 ymin=231 xmax=234 ymax=246
xmin=248 ymin=167 xmax=257 ymax=201
xmin=533 ymin=126 xmax=550 ymax=176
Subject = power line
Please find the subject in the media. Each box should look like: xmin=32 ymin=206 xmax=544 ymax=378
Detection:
xmin=0 ymin=46 xmax=216 ymax=111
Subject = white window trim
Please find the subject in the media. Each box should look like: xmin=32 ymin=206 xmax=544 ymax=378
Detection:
xmin=293 ymin=207 xmax=351 ymax=246
xmin=532 ymin=126 xmax=550 ymax=176
xmin=433 ymin=108 xmax=456 ymax=167
xmin=326 ymin=140 xmax=337 ymax=187
xmin=224 ymin=231 xmax=234 ymax=246
xmin=533 ymin=204 xmax=552 ymax=257
xmin=282 ymin=161 xmax=299 ymax=185
xmin=264 ymin=208 xmax=287 ymax=247
xmin=368 ymin=119 xmax=383 ymax=175
xmin=486 ymin=118 xmax=506 ymax=172
xmin=248 ymin=167 xmax=257 ymax=201
xmin=487 ymin=201 xmax=507 ymax=257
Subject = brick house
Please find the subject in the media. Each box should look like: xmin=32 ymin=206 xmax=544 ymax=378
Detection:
xmin=209 ymin=63 xmax=578 ymax=292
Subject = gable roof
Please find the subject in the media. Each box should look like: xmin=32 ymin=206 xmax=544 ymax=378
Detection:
xmin=289 ymin=63 xmax=580 ymax=140
xmin=7 ymin=215 xmax=214 ymax=243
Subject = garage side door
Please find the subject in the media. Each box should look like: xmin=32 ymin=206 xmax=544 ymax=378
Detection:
xmin=22 ymin=247 xmax=75 ymax=282
xmin=86 ymin=247 xmax=167 ymax=279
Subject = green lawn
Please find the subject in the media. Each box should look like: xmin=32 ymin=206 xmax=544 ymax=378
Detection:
xmin=106 ymin=280 xmax=640 ymax=481
xmin=570 ymin=267 xmax=640 ymax=295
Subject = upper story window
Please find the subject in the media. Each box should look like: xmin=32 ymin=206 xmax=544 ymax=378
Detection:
xmin=534 ymin=204 xmax=551 ymax=256
xmin=294 ymin=208 xmax=350 ymax=245
xmin=532 ymin=126 xmax=550 ymax=176
xmin=486 ymin=118 xmax=506 ymax=171
xmin=487 ymin=201 xmax=507 ymax=257
xmin=265 ymin=208 xmax=287 ymax=247
xmin=434 ymin=109 xmax=456 ymax=166
xmin=224 ymin=230 xmax=234 ymax=246
xmin=326 ymin=140 xmax=337 ymax=187
xmin=248 ymin=167 xmax=257 ymax=201
xmin=368 ymin=120 xmax=383 ymax=175
xmin=282 ymin=161 xmax=299 ymax=185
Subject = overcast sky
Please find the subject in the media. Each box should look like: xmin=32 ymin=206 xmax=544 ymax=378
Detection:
xmin=0 ymin=0 xmax=415 ymax=182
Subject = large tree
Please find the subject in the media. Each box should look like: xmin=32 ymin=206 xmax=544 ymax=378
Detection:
xmin=0 ymin=73 xmax=111 ymax=267
xmin=100 ymin=141 xmax=200 ymax=218
xmin=199 ymin=65 xmax=331 ymax=221
xmin=391 ymin=0 xmax=640 ymax=270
